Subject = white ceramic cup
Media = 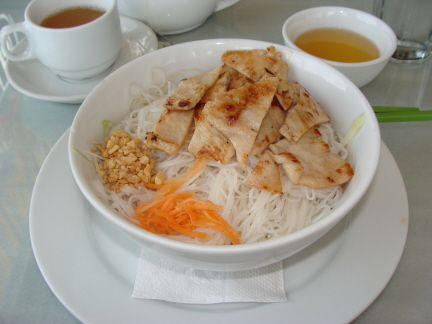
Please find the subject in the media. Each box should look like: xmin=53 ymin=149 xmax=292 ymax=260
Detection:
xmin=117 ymin=0 xmax=238 ymax=35
xmin=0 ymin=0 xmax=123 ymax=82
xmin=282 ymin=6 xmax=397 ymax=87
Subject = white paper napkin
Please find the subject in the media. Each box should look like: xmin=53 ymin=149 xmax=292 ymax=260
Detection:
xmin=132 ymin=249 xmax=287 ymax=304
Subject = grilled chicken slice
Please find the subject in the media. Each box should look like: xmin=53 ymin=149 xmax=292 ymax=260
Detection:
xmin=250 ymin=102 xmax=286 ymax=156
xmin=246 ymin=150 xmax=282 ymax=194
xmin=279 ymin=84 xmax=330 ymax=142
xmin=199 ymin=69 xmax=230 ymax=104
xmin=266 ymin=46 xmax=289 ymax=83
xmin=222 ymin=48 xmax=276 ymax=82
xmin=269 ymin=127 xmax=354 ymax=189
xmin=163 ymin=65 xmax=223 ymax=111
xmin=144 ymin=109 xmax=194 ymax=155
xmin=275 ymin=81 xmax=300 ymax=111
xmin=205 ymin=77 xmax=279 ymax=169
xmin=222 ymin=46 xmax=288 ymax=83
xmin=188 ymin=105 xmax=235 ymax=164
xmin=226 ymin=66 xmax=253 ymax=91
xmin=260 ymin=67 xmax=299 ymax=112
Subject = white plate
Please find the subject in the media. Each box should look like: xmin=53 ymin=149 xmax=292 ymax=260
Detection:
xmin=30 ymin=130 xmax=408 ymax=324
xmin=4 ymin=16 xmax=157 ymax=104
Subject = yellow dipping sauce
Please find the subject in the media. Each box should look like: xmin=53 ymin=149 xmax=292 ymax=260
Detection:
xmin=294 ymin=28 xmax=380 ymax=63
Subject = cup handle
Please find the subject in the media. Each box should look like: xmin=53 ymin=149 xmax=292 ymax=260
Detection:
xmin=0 ymin=22 xmax=36 ymax=61
xmin=215 ymin=0 xmax=240 ymax=12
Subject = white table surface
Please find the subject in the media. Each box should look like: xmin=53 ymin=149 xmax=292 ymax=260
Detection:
xmin=0 ymin=0 xmax=431 ymax=323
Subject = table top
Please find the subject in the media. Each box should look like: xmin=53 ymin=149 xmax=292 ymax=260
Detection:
xmin=1 ymin=0 xmax=431 ymax=323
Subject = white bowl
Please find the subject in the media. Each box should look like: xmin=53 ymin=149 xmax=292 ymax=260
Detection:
xmin=117 ymin=0 xmax=239 ymax=35
xmin=69 ymin=39 xmax=381 ymax=271
xmin=282 ymin=6 xmax=397 ymax=88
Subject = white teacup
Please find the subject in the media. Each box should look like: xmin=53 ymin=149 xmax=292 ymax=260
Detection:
xmin=0 ymin=0 xmax=123 ymax=82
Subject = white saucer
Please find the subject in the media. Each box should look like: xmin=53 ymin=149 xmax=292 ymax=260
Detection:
xmin=4 ymin=16 xmax=158 ymax=104
xmin=29 ymin=130 xmax=408 ymax=324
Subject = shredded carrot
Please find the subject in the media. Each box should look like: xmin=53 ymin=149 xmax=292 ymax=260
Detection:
xmin=154 ymin=157 xmax=209 ymax=198
xmin=132 ymin=157 xmax=241 ymax=244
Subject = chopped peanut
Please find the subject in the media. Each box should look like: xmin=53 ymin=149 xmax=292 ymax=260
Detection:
xmin=154 ymin=171 xmax=166 ymax=185
xmin=93 ymin=129 xmax=165 ymax=192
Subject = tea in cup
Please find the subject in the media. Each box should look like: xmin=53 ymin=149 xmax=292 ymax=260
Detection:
xmin=0 ymin=0 xmax=123 ymax=82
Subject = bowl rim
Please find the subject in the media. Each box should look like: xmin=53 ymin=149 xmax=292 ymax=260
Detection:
xmin=281 ymin=6 xmax=398 ymax=67
xmin=69 ymin=38 xmax=381 ymax=257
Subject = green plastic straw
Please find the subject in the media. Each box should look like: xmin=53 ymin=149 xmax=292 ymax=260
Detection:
xmin=372 ymin=106 xmax=432 ymax=123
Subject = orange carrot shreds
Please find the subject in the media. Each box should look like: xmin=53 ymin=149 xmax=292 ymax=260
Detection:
xmin=161 ymin=191 xmax=195 ymax=211
xmin=179 ymin=199 xmax=223 ymax=211
xmin=133 ymin=193 xmax=240 ymax=243
xmin=154 ymin=157 xmax=210 ymax=199
xmin=134 ymin=191 xmax=194 ymax=216
xmin=131 ymin=157 xmax=241 ymax=244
